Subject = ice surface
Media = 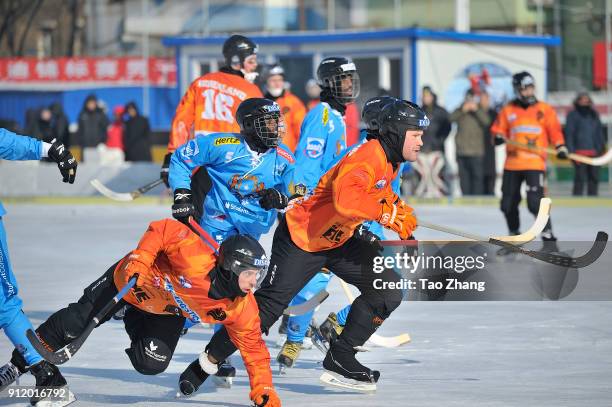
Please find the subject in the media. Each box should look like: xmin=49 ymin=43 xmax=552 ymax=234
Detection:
xmin=1 ymin=203 xmax=611 ymax=406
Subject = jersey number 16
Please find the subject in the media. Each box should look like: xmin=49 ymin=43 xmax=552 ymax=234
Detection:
xmin=201 ymin=89 xmax=234 ymax=123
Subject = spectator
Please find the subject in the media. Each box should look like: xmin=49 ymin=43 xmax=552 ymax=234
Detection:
xmin=77 ymin=94 xmax=109 ymax=161
xmin=263 ymin=64 xmax=307 ymax=153
xmin=305 ymin=78 xmax=321 ymax=111
xmin=413 ymin=86 xmax=451 ymax=197
xmin=25 ymin=107 xmax=54 ymax=142
xmin=450 ymin=89 xmax=491 ymax=195
xmin=49 ymin=102 xmax=70 ymax=148
xmin=103 ymin=105 xmax=126 ymax=164
xmin=565 ymin=92 xmax=605 ymax=196
xmin=479 ymin=92 xmax=498 ymax=195
xmin=123 ymin=101 xmax=152 ymax=162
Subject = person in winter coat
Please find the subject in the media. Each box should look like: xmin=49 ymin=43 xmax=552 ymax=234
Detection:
xmin=564 ymin=92 xmax=605 ymax=196
xmin=124 ymin=102 xmax=152 ymax=162
xmin=77 ymin=94 xmax=109 ymax=161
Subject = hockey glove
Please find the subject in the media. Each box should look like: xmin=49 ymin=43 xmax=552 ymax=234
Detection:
xmin=258 ymin=188 xmax=289 ymax=210
xmin=160 ymin=152 xmax=172 ymax=187
xmin=556 ymin=144 xmax=569 ymax=159
xmin=172 ymin=188 xmax=196 ymax=224
xmin=354 ymin=224 xmax=383 ymax=250
xmin=250 ymin=385 xmax=281 ymax=407
xmin=378 ymin=198 xmax=417 ymax=240
xmin=47 ymin=139 xmax=77 ymax=184
xmin=493 ymin=134 xmax=506 ymax=146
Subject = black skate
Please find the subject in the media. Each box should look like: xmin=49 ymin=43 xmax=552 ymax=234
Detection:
xmin=0 ymin=361 xmax=22 ymax=392
xmin=30 ymin=360 xmax=76 ymax=406
xmin=321 ymin=343 xmax=379 ymax=393
xmin=212 ymin=358 xmax=235 ymax=388
xmin=540 ymin=231 xmax=560 ymax=253
xmin=177 ymin=359 xmax=209 ymax=397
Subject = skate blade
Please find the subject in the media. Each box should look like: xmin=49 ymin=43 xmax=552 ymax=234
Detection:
xmin=278 ymin=365 xmax=288 ymax=375
xmin=319 ymin=372 xmax=376 ymax=393
xmin=212 ymin=375 xmax=232 ymax=389
xmin=353 ymin=345 xmax=371 ymax=352
xmin=35 ymin=390 xmax=77 ymax=407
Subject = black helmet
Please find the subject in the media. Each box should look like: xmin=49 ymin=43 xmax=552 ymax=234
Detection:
xmin=266 ymin=64 xmax=285 ymax=79
xmin=512 ymin=71 xmax=537 ymax=106
xmin=362 ymin=96 xmax=398 ymax=136
xmin=218 ymin=234 xmax=269 ymax=293
xmin=316 ymin=56 xmax=360 ymax=104
xmin=223 ymin=35 xmax=258 ymax=68
xmin=236 ymin=98 xmax=284 ymax=152
xmin=378 ymin=99 xmax=429 ymax=163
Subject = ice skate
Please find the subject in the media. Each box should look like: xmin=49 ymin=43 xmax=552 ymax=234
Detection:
xmin=320 ymin=342 xmax=379 ymax=393
xmin=0 ymin=361 xmax=21 ymax=392
xmin=30 ymin=360 xmax=76 ymax=406
xmin=276 ymin=340 xmax=302 ymax=374
xmin=212 ymin=358 xmax=235 ymax=388
xmin=177 ymin=359 xmax=210 ymax=398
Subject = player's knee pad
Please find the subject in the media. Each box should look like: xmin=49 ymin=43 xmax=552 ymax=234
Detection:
xmin=126 ymin=337 xmax=172 ymax=375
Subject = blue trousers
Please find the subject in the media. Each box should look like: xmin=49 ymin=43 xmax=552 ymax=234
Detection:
xmin=0 ymin=217 xmax=42 ymax=366
xmin=286 ymin=272 xmax=351 ymax=343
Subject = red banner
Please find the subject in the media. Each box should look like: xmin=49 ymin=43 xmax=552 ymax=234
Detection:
xmin=0 ymin=57 xmax=176 ymax=86
xmin=593 ymin=41 xmax=608 ymax=89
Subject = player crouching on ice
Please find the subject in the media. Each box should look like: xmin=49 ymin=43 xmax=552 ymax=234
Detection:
xmin=13 ymin=219 xmax=281 ymax=407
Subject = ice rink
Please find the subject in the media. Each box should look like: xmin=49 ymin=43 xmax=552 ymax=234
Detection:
xmin=1 ymin=201 xmax=611 ymax=406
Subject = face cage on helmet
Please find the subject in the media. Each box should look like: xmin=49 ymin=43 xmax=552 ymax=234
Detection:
xmin=253 ymin=112 xmax=283 ymax=148
xmin=327 ymin=72 xmax=360 ymax=103
xmin=228 ymin=259 xmax=269 ymax=289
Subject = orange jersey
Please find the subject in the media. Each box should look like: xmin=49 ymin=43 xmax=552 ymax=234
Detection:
xmin=490 ymin=101 xmax=565 ymax=171
xmin=277 ymin=91 xmax=307 ymax=153
xmin=113 ymin=219 xmax=272 ymax=391
xmin=285 ymin=139 xmax=397 ymax=252
xmin=169 ymin=71 xmax=263 ymax=152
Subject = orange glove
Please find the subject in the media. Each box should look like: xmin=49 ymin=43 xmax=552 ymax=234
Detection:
xmin=250 ymin=385 xmax=281 ymax=407
xmin=377 ymin=198 xmax=417 ymax=240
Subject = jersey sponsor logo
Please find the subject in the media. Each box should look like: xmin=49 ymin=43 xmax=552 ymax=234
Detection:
xmin=229 ymin=174 xmax=265 ymax=196
xmin=276 ymin=147 xmax=295 ymax=163
xmin=181 ymin=140 xmax=199 ymax=159
xmin=306 ymin=137 xmax=325 ymax=158
xmin=322 ymin=223 xmax=345 ymax=244
xmin=132 ymin=286 xmax=151 ymax=303
xmin=222 ymin=200 xmax=267 ymax=222
xmin=214 ymin=137 xmax=241 ymax=146
xmin=179 ymin=276 xmax=192 ymax=289
xmin=207 ymin=308 xmax=227 ymax=321
xmin=322 ymin=106 xmax=329 ymax=126
xmin=375 ymin=179 xmax=387 ymax=189
xmin=164 ymin=277 xmax=201 ymax=323
xmin=510 ymin=126 xmax=541 ymax=135
xmin=145 ymin=340 xmax=167 ymax=362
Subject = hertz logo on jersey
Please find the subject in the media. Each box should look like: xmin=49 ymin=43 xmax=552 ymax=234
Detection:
xmin=214 ymin=137 xmax=241 ymax=146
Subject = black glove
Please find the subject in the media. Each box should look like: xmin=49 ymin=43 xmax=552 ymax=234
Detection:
xmin=354 ymin=223 xmax=383 ymax=251
xmin=556 ymin=144 xmax=569 ymax=159
xmin=172 ymin=188 xmax=196 ymax=223
xmin=47 ymin=139 xmax=77 ymax=184
xmin=493 ymin=134 xmax=506 ymax=146
xmin=258 ymin=188 xmax=289 ymax=210
xmin=161 ymin=152 xmax=172 ymax=188
xmin=178 ymin=359 xmax=209 ymax=396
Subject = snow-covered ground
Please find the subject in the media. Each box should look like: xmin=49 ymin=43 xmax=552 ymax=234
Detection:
xmin=1 ymin=203 xmax=611 ymax=406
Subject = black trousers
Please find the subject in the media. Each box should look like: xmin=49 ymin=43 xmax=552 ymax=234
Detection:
xmin=32 ymin=264 xmax=185 ymax=375
xmin=457 ymin=156 xmax=484 ymax=195
xmin=500 ymin=169 xmax=553 ymax=234
xmin=573 ymin=162 xmax=599 ymax=196
xmin=206 ymin=218 xmax=403 ymax=362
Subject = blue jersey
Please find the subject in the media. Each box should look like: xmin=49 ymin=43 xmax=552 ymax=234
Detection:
xmin=292 ymin=102 xmax=346 ymax=193
xmin=1 ymin=129 xmax=43 ymax=216
xmin=169 ymin=133 xmax=296 ymax=239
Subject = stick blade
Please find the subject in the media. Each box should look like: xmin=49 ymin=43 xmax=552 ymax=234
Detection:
xmin=26 ymin=330 xmax=67 ymax=365
xmin=368 ymin=333 xmax=411 ymax=348
xmin=587 ymin=149 xmax=612 ymax=166
xmin=283 ymin=290 xmax=329 ymax=316
xmin=90 ymin=179 xmax=134 ymax=202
